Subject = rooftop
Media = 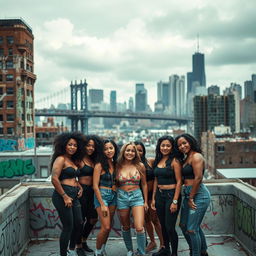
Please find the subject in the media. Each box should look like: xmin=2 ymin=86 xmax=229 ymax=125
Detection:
xmin=0 ymin=179 xmax=256 ymax=256
xmin=0 ymin=18 xmax=32 ymax=33
xmin=217 ymin=168 xmax=256 ymax=178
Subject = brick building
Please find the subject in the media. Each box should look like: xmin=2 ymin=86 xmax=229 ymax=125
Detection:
xmin=0 ymin=19 xmax=36 ymax=151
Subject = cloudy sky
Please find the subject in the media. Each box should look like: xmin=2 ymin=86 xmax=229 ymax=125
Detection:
xmin=2 ymin=0 xmax=256 ymax=108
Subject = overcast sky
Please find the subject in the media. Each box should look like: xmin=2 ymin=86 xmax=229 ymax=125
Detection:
xmin=2 ymin=0 xmax=256 ymax=108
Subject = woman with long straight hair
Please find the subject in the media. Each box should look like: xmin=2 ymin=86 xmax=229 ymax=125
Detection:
xmin=93 ymin=139 xmax=119 ymax=256
xmin=175 ymin=134 xmax=210 ymax=256
xmin=151 ymin=135 xmax=182 ymax=256
xmin=134 ymin=141 xmax=164 ymax=253
xmin=69 ymin=135 xmax=103 ymax=254
xmin=51 ymin=132 xmax=84 ymax=256
xmin=116 ymin=142 xmax=148 ymax=256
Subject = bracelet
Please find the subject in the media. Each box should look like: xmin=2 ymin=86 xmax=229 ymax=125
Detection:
xmin=61 ymin=192 xmax=66 ymax=197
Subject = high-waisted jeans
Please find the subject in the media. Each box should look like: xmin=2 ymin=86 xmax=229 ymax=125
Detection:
xmin=52 ymin=185 xmax=83 ymax=256
xmin=155 ymin=188 xmax=181 ymax=255
xmin=180 ymin=183 xmax=211 ymax=256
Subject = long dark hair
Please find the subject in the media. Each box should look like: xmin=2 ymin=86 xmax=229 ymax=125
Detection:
xmin=134 ymin=141 xmax=151 ymax=169
xmin=174 ymin=133 xmax=202 ymax=157
xmin=50 ymin=132 xmax=84 ymax=170
xmin=153 ymin=135 xmax=177 ymax=168
xmin=98 ymin=139 xmax=119 ymax=172
xmin=83 ymin=134 xmax=103 ymax=164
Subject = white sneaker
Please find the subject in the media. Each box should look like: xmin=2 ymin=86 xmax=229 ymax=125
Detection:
xmin=67 ymin=250 xmax=78 ymax=256
xmin=127 ymin=251 xmax=134 ymax=256
xmin=102 ymin=248 xmax=107 ymax=256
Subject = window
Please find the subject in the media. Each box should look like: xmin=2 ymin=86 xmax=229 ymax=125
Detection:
xmin=6 ymin=74 xmax=13 ymax=81
xmin=27 ymin=126 xmax=30 ymax=133
xmin=0 ymin=128 xmax=3 ymax=134
xmin=40 ymin=166 xmax=49 ymax=178
xmin=7 ymin=114 xmax=15 ymax=121
xmin=8 ymin=48 xmax=13 ymax=56
xmin=7 ymin=127 xmax=14 ymax=135
xmin=0 ymin=101 xmax=2 ymax=108
xmin=0 ymin=61 xmax=3 ymax=69
xmin=6 ymin=61 xmax=13 ymax=69
xmin=6 ymin=87 xmax=14 ymax=95
xmin=0 ymin=114 xmax=3 ymax=121
xmin=7 ymin=101 xmax=14 ymax=108
xmin=0 ymin=75 xmax=2 ymax=82
xmin=0 ymin=36 xmax=3 ymax=44
xmin=7 ymin=36 xmax=14 ymax=44
xmin=0 ymin=87 xmax=3 ymax=95
xmin=217 ymin=145 xmax=225 ymax=152
xmin=240 ymin=157 xmax=243 ymax=164
xmin=229 ymin=157 xmax=232 ymax=164
xmin=0 ymin=48 xmax=3 ymax=56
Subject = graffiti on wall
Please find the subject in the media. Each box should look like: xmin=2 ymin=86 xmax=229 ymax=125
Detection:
xmin=0 ymin=137 xmax=35 ymax=152
xmin=0 ymin=210 xmax=24 ymax=256
xmin=0 ymin=159 xmax=35 ymax=178
xmin=235 ymin=197 xmax=256 ymax=241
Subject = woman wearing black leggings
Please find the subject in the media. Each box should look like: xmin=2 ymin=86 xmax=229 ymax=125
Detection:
xmin=51 ymin=132 xmax=84 ymax=256
xmin=151 ymin=136 xmax=182 ymax=256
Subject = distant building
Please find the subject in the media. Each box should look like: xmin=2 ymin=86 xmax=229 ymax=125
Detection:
xmin=224 ymin=83 xmax=242 ymax=100
xmin=110 ymin=90 xmax=117 ymax=112
xmin=194 ymin=94 xmax=236 ymax=142
xmin=135 ymin=83 xmax=147 ymax=112
xmin=192 ymin=52 xmax=206 ymax=87
xmin=128 ymin=97 xmax=134 ymax=112
xmin=240 ymin=97 xmax=256 ymax=134
xmin=0 ymin=19 xmax=36 ymax=151
xmin=201 ymin=131 xmax=256 ymax=178
xmin=252 ymin=74 xmax=256 ymax=102
xmin=89 ymin=89 xmax=103 ymax=105
xmin=208 ymin=85 xmax=220 ymax=95
xmin=244 ymin=80 xmax=253 ymax=101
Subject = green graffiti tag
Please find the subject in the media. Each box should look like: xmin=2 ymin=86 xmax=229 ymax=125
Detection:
xmin=0 ymin=159 xmax=35 ymax=178
xmin=235 ymin=197 xmax=256 ymax=241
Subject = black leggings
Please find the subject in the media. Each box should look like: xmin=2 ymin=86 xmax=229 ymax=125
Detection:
xmin=70 ymin=184 xmax=98 ymax=248
xmin=155 ymin=188 xmax=181 ymax=255
xmin=52 ymin=185 xmax=83 ymax=256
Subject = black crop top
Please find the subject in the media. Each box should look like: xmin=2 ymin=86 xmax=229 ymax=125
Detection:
xmin=99 ymin=169 xmax=115 ymax=188
xmin=78 ymin=164 xmax=94 ymax=177
xmin=145 ymin=162 xmax=154 ymax=182
xmin=59 ymin=167 xmax=80 ymax=181
xmin=182 ymin=164 xmax=204 ymax=180
xmin=154 ymin=166 xmax=176 ymax=185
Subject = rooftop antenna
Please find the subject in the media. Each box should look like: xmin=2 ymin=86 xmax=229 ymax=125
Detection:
xmin=197 ymin=33 xmax=200 ymax=53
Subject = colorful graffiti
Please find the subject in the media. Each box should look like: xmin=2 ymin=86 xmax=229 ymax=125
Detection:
xmin=0 ymin=137 xmax=35 ymax=152
xmin=0 ymin=159 xmax=35 ymax=178
xmin=235 ymin=197 xmax=256 ymax=241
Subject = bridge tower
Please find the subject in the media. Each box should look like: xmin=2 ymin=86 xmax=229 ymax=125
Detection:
xmin=70 ymin=80 xmax=88 ymax=134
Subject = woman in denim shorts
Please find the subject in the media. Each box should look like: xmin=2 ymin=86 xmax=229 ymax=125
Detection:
xmin=93 ymin=139 xmax=119 ymax=256
xmin=116 ymin=142 xmax=148 ymax=256
xmin=51 ymin=132 xmax=84 ymax=256
xmin=151 ymin=136 xmax=182 ymax=256
xmin=175 ymin=134 xmax=211 ymax=256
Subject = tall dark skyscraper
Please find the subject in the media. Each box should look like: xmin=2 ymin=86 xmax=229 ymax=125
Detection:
xmin=135 ymin=83 xmax=147 ymax=112
xmin=192 ymin=52 xmax=206 ymax=87
xmin=110 ymin=90 xmax=117 ymax=112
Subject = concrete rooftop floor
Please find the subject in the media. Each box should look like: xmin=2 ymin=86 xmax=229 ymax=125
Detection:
xmin=21 ymin=236 xmax=249 ymax=256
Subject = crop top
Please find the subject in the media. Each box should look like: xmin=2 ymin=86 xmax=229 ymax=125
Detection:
xmin=99 ymin=168 xmax=115 ymax=188
xmin=78 ymin=164 xmax=94 ymax=177
xmin=144 ymin=161 xmax=154 ymax=182
xmin=154 ymin=166 xmax=176 ymax=185
xmin=59 ymin=167 xmax=80 ymax=181
xmin=182 ymin=164 xmax=204 ymax=180
xmin=117 ymin=170 xmax=140 ymax=186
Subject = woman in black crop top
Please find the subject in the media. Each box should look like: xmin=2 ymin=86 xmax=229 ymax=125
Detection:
xmin=69 ymin=135 xmax=103 ymax=255
xmin=93 ymin=139 xmax=119 ymax=256
xmin=51 ymin=132 xmax=84 ymax=256
xmin=135 ymin=141 xmax=164 ymax=253
xmin=175 ymin=134 xmax=211 ymax=256
xmin=151 ymin=135 xmax=182 ymax=256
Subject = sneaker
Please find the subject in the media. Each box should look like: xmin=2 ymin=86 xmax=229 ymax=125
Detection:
xmin=145 ymin=241 xmax=157 ymax=253
xmin=94 ymin=251 xmax=103 ymax=256
xmin=102 ymin=248 xmax=107 ymax=256
xmin=82 ymin=242 xmax=94 ymax=253
xmin=152 ymin=247 xmax=170 ymax=256
xmin=68 ymin=250 xmax=78 ymax=256
xmin=127 ymin=251 xmax=134 ymax=256
xmin=76 ymin=248 xmax=87 ymax=256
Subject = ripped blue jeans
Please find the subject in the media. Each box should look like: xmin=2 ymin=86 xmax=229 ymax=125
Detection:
xmin=180 ymin=184 xmax=211 ymax=256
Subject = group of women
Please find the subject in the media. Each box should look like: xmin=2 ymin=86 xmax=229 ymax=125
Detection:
xmin=51 ymin=132 xmax=211 ymax=256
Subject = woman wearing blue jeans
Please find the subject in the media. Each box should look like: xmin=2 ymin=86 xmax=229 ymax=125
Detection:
xmin=175 ymin=134 xmax=210 ymax=256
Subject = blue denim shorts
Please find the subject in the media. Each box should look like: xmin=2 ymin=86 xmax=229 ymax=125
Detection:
xmin=94 ymin=188 xmax=117 ymax=208
xmin=117 ymin=188 xmax=144 ymax=210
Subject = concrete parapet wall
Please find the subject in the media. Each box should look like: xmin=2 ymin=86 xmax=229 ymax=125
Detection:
xmin=0 ymin=179 xmax=256 ymax=256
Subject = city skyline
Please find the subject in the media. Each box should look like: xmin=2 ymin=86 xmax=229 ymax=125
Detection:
xmin=2 ymin=0 xmax=256 ymax=108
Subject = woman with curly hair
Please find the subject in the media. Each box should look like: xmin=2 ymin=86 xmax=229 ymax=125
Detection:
xmin=151 ymin=135 xmax=182 ymax=256
xmin=174 ymin=134 xmax=210 ymax=256
xmin=116 ymin=142 xmax=148 ymax=256
xmin=134 ymin=141 xmax=164 ymax=253
xmin=93 ymin=139 xmax=119 ymax=256
xmin=69 ymin=135 xmax=103 ymax=254
xmin=51 ymin=132 xmax=84 ymax=256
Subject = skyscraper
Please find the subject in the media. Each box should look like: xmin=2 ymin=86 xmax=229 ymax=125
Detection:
xmin=244 ymin=80 xmax=253 ymax=100
xmin=208 ymin=85 xmax=220 ymax=95
xmin=192 ymin=52 xmax=206 ymax=87
xmin=135 ymin=83 xmax=147 ymax=112
xmin=0 ymin=19 xmax=36 ymax=151
xmin=110 ymin=90 xmax=116 ymax=112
